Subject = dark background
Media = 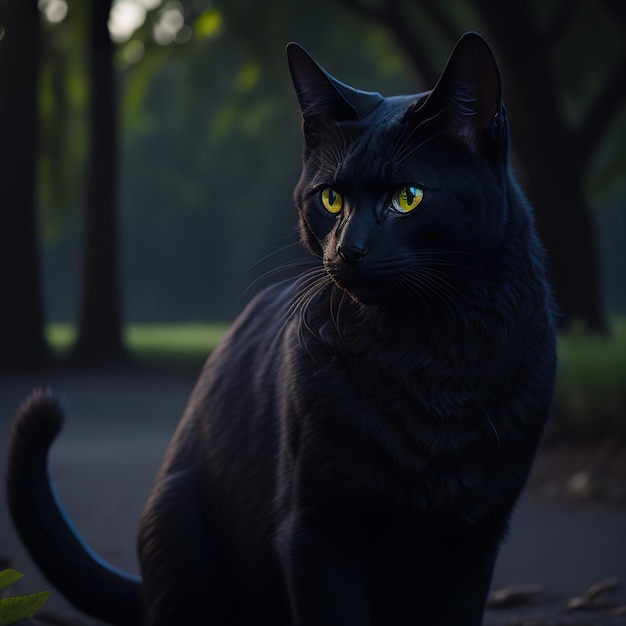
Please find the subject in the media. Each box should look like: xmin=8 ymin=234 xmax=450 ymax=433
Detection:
xmin=1 ymin=4 xmax=626 ymax=623
xmin=1 ymin=0 xmax=625 ymax=367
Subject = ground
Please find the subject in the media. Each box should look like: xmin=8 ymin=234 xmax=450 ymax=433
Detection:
xmin=529 ymin=439 xmax=626 ymax=509
xmin=0 ymin=369 xmax=625 ymax=626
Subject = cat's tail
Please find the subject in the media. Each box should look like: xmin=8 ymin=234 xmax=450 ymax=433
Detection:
xmin=6 ymin=389 xmax=143 ymax=626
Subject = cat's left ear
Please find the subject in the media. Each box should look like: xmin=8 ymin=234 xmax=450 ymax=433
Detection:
xmin=416 ymin=32 xmax=505 ymax=154
xmin=286 ymin=43 xmax=384 ymax=122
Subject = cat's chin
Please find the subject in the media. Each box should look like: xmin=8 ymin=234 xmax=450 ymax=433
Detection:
xmin=332 ymin=278 xmax=387 ymax=307
xmin=347 ymin=288 xmax=383 ymax=307
xmin=336 ymin=279 xmax=417 ymax=309
xmin=326 ymin=260 xmax=404 ymax=307
xmin=326 ymin=266 xmax=391 ymax=307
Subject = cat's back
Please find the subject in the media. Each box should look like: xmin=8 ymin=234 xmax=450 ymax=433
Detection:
xmin=151 ymin=278 xmax=300 ymax=545
xmin=187 ymin=277 xmax=302 ymax=417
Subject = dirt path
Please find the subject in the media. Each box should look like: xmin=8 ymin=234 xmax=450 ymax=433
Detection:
xmin=1 ymin=371 xmax=625 ymax=625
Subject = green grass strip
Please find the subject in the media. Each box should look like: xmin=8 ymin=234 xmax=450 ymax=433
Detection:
xmin=46 ymin=322 xmax=230 ymax=366
xmin=556 ymin=317 xmax=626 ymax=437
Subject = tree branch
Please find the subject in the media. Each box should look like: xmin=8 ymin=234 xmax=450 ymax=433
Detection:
xmin=338 ymin=0 xmax=440 ymax=86
xmin=468 ymin=0 xmax=541 ymax=70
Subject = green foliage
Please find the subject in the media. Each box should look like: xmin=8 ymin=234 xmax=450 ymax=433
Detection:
xmin=40 ymin=0 xmax=419 ymax=322
xmin=36 ymin=0 xmax=626 ymax=323
xmin=194 ymin=7 xmax=224 ymax=38
xmin=0 ymin=572 xmax=22 ymax=591
xmin=556 ymin=318 xmax=626 ymax=439
xmin=38 ymin=1 xmax=89 ymax=242
xmin=0 ymin=569 xmax=50 ymax=625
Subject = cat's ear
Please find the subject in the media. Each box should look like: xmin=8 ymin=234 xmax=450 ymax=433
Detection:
xmin=286 ymin=43 xmax=384 ymax=122
xmin=415 ymin=32 xmax=505 ymax=154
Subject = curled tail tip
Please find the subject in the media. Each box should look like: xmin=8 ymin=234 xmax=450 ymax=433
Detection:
xmin=11 ymin=388 xmax=66 ymax=451
xmin=7 ymin=390 xmax=145 ymax=625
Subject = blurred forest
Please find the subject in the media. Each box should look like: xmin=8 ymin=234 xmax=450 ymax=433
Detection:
xmin=1 ymin=0 xmax=625 ymax=368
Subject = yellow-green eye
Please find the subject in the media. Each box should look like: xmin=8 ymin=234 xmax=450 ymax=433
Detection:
xmin=391 ymin=185 xmax=424 ymax=214
xmin=320 ymin=187 xmax=343 ymax=214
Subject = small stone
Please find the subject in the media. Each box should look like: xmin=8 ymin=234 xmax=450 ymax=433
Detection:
xmin=488 ymin=584 xmax=543 ymax=608
xmin=565 ymin=470 xmax=593 ymax=498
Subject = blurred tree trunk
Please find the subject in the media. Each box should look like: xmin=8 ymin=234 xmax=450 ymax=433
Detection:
xmin=340 ymin=0 xmax=625 ymax=331
xmin=0 ymin=0 xmax=51 ymax=370
xmin=472 ymin=0 xmax=617 ymax=331
xmin=71 ymin=0 xmax=129 ymax=365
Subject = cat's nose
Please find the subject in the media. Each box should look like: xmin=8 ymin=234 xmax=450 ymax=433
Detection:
xmin=337 ymin=243 xmax=367 ymax=265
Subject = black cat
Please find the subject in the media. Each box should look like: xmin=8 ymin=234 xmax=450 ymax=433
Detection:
xmin=7 ymin=33 xmax=556 ymax=626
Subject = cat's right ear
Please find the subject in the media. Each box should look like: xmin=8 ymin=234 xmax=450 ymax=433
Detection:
xmin=286 ymin=43 xmax=383 ymax=123
xmin=409 ymin=32 xmax=506 ymax=156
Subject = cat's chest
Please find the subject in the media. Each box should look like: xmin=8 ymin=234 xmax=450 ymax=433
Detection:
xmin=303 ymin=319 xmax=479 ymax=416
xmin=287 ymin=318 xmax=511 ymax=516
xmin=297 ymin=324 xmax=489 ymax=448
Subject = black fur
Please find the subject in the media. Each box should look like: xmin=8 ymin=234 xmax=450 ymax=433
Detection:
xmin=6 ymin=33 xmax=556 ymax=625
xmin=6 ymin=390 xmax=142 ymax=625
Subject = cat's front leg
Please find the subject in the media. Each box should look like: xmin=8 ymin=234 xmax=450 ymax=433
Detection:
xmin=416 ymin=539 xmax=498 ymax=626
xmin=275 ymin=511 xmax=372 ymax=626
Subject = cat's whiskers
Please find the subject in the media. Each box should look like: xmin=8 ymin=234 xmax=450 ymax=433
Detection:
xmin=402 ymin=270 xmax=461 ymax=337
xmin=409 ymin=261 xmax=466 ymax=300
xmin=390 ymin=275 xmax=434 ymax=318
xmin=247 ymin=237 xmax=302 ymax=272
xmin=375 ymin=249 xmax=481 ymax=285
xmin=401 ymin=271 xmax=448 ymax=307
xmin=394 ymin=130 xmax=444 ymax=167
xmin=283 ymin=268 xmax=328 ymax=328
xmin=328 ymin=285 xmax=351 ymax=353
xmin=397 ymin=266 xmax=461 ymax=331
xmin=264 ymin=268 xmax=326 ymax=358
xmin=240 ymin=256 xmax=319 ymax=304
xmin=393 ymin=106 xmax=446 ymax=149
xmin=392 ymin=108 xmax=447 ymax=166
xmin=249 ymin=257 xmax=319 ymax=285
xmin=285 ymin=268 xmax=327 ymax=318
xmin=294 ymin=273 xmax=334 ymax=362
xmin=408 ymin=268 xmax=462 ymax=327
xmin=413 ymin=251 xmax=488 ymax=279
xmin=409 ymin=248 xmax=487 ymax=278
xmin=309 ymin=124 xmax=348 ymax=178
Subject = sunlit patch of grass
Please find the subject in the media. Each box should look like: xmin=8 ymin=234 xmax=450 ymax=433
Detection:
xmin=46 ymin=322 xmax=230 ymax=367
xmin=125 ymin=323 xmax=230 ymax=365
xmin=46 ymin=324 xmax=76 ymax=356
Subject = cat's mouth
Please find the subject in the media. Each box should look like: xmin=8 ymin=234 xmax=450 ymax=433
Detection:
xmin=324 ymin=259 xmax=388 ymax=306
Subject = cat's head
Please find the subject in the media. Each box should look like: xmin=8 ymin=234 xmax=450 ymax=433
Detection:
xmin=287 ymin=33 xmax=510 ymax=306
